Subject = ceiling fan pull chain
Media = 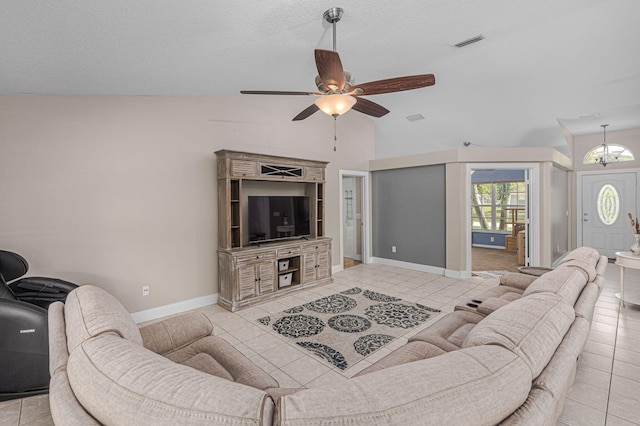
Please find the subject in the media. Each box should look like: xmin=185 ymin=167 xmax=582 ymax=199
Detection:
xmin=334 ymin=116 xmax=337 ymax=151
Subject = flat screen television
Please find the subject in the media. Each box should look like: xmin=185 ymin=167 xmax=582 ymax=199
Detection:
xmin=248 ymin=196 xmax=311 ymax=243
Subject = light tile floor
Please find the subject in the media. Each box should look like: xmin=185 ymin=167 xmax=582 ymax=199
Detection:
xmin=2 ymin=262 xmax=639 ymax=425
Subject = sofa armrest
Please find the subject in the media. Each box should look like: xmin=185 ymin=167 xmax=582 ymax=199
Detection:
xmin=499 ymin=272 xmax=538 ymax=290
xmin=477 ymin=297 xmax=511 ymax=315
xmin=139 ymin=312 xmax=213 ymax=355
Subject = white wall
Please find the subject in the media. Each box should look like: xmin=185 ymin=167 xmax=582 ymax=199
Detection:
xmin=0 ymin=95 xmax=374 ymax=313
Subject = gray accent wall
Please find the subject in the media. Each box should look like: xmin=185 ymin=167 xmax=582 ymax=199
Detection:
xmin=372 ymin=165 xmax=446 ymax=267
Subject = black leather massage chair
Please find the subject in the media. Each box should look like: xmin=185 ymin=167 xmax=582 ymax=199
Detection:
xmin=0 ymin=250 xmax=78 ymax=401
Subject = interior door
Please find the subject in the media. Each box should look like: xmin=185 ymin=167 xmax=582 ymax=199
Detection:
xmin=582 ymin=173 xmax=637 ymax=258
xmin=343 ymin=177 xmax=356 ymax=259
xmin=342 ymin=175 xmax=364 ymax=263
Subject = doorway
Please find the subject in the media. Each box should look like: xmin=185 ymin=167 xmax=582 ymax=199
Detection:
xmin=466 ymin=163 xmax=539 ymax=276
xmin=340 ymin=171 xmax=368 ymax=269
xmin=580 ymin=171 xmax=638 ymax=258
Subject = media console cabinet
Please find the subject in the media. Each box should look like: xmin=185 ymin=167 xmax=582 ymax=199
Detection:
xmin=215 ymin=150 xmax=333 ymax=312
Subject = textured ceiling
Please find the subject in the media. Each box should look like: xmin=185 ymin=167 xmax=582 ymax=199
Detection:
xmin=2 ymin=0 xmax=639 ymax=157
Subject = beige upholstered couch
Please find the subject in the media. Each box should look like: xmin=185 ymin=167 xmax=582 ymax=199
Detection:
xmin=49 ymin=247 xmax=606 ymax=425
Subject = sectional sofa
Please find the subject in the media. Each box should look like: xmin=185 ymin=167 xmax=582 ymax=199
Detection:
xmin=48 ymin=246 xmax=606 ymax=425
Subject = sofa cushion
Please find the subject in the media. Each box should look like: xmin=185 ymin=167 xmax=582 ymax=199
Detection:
xmin=48 ymin=301 xmax=69 ymax=376
xmin=500 ymin=388 xmax=556 ymax=426
xmin=499 ymin=272 xmax=539 ymax=291
xmin=522 ymin=267 xmax=588 ymax=306
xmin=533 ymin=317 xmax=590 ymax=398
xmin=354 ymin=341 xmax=446 ymax=377
xmin=139 ymin=312 xmax=213 ymax=355
xmin=409 ymin=310 xmax=484 ymax=351
xmin=50 ymin=370 xmax=101 ymax=426
xmin=559 ymin=246 xmax=600 ymax=266
xmin=573 ymin=282 xmax=600 ymax=321
xmin=595 ymin=255 xmax=608 ymax=278
xmin=277 ymin=345 xmax=531 ymax=426
xmin=68 ymin=333 xmax=274 ymax=426
xmin=557 ymin=261 xmax=597 ymax=282
xmin=65 ymin=285 xmax=142 ymax=352
xmin=181 ymin=353 xmax=234 ymax=381
xmin=165 ymin=335 xmax=279 ymax=390
xmin=477 ymin=297 xmax=511 ymax=315
xmin=462 ymin=292 xmax=575 ymax=378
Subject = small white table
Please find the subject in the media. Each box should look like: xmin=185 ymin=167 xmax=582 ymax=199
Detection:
xmin=615 ymin=251 xmax=640 ymax=307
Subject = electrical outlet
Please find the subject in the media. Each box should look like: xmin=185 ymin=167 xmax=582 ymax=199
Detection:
xmin=142 ymin=285 xmax=150 ymax=296
xmin=391 ymin=246 xmax=397 ymax=253
xmin=490 ymin=236 xmax=495 ymax=242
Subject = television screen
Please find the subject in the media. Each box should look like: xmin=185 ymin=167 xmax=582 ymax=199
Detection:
xmin=248 ymin=196 xmax=311 ymax=243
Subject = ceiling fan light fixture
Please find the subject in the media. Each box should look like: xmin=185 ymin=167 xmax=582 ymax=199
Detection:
xmin=315 ymin=94 xmax=356 ymax=117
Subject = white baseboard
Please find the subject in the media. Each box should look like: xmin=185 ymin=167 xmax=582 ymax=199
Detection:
xmin=369 ymin=257 xmax=470 ymax=279
xmin=445 ymin=269 xmax=472 ymax=279
xmin=370 ymin=257 xmax=444 ymax=275
xmin=472 ymin=244 xmax=506 ymax=250
xmin=332 ymin=264 xmax=344 ymax=274
xmin=131 ymin=293 xmax=218 ymax=324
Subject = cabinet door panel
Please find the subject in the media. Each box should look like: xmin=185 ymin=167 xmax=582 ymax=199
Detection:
xmin=316 ymin=251 xmax=330 ymax=280
xmin=238 ymin=264 xmax=258 ymax=300
xmin=258 ymin=260 xmax=276 ymax=294
xmin=302 ymin=253 xmax=317 ymax=283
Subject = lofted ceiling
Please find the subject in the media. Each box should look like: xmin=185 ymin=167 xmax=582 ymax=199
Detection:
xmin=2 ymin=0 xmax=639 ymax=158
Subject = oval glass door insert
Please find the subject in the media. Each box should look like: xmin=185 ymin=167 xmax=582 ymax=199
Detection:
xmin=597 ymin=184 xmax=619 ymax=225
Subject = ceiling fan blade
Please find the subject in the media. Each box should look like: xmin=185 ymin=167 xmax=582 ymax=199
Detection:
xmin=292 ymin=104 xmax=320 ymax=121
xmin=351 ymin=97 xmax=390 ymax=118
xmin=315 ymin=49 xmax=345 ymax=91
xmin=350 ymin=74 xmax=435 ymax=96
xmin=241 ymin=90 xmax=316 ymax=96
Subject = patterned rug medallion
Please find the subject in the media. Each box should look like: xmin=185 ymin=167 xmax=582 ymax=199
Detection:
xmin=256 ymin=287 xmax=441 ymax=371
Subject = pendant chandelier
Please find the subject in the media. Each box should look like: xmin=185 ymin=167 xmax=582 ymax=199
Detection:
xmin=595 ymin=124 xmax=618 ymax=167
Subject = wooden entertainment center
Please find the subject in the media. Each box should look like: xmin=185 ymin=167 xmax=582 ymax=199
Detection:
xmin=215 ymin=150 xmax=333 ymax=312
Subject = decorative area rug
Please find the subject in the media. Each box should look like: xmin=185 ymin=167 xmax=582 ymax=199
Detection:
xmin=472 ymin=270 xmax=508 ymax=279
xmin=256 ymin=287 xmax=441 ymax=370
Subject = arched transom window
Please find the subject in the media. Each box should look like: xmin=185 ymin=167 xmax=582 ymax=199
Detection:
xmin=583 ymin=144 xmax=635 ymax=165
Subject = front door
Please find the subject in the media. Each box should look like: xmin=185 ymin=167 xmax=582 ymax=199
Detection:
xmin=582 ymin=173 xmax=637 ymax=258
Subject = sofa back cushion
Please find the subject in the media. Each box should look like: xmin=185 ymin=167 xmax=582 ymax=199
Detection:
xmin=278 ymin=345 xmax=531 ymax=425
xmin=65 ymin=285 xmax=142 ymax=352
xmin=522 ymin=267 xmax=588 ymax=306
xmin=462 ymin=292 xmax=575 ymax=378
xmin=560 ymin=246 xmax=600 ymax=265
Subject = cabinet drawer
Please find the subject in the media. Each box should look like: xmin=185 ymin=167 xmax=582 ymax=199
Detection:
xmin=230 ymin=160 xmax=258 ymax=177
xmin=277 ymin=247 xmax=301 ymax=258
xmin=306 ymin=167 xmax=324 ymax=181
xmin=236 ymin=252 xmax=275 ymax=264
xmin=302 ymin=243 xmax=329 ymax=254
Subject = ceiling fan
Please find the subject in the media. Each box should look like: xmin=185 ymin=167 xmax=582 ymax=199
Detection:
xmin=240 ymin=7 xmax=436 ymax=122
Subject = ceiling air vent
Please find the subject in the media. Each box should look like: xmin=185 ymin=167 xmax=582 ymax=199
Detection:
xmin=454 ymin=34 xmax=485 ymax=48
xmin=406 ymin=114 xmax=425 ymax=122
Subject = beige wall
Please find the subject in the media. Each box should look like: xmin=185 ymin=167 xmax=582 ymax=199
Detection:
xmin=572 ymin=128 xmax=640 ymax=173
xmin=0 ymin=95 xmax=374 ymax=313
